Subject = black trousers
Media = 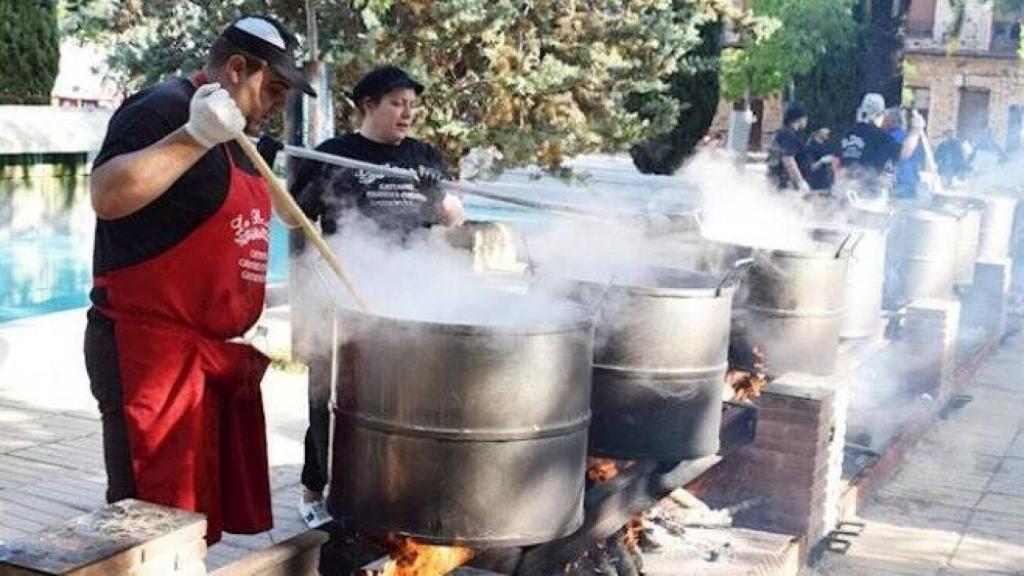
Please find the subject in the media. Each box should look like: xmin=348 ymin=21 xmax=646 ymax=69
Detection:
xmin=83 ymin=308 xmax=137 ymax=503
xmin=301 ymin=353 xmax=332 ymax=493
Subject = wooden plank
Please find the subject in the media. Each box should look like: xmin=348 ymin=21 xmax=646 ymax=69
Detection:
xmin=0 ymin=499 xmax=206 ymax=576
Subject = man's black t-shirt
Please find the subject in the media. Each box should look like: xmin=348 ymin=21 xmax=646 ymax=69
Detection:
xmin=839 ymin=122 xmax=901 ymax=175
xmin=290 ymin=132 xmax=448 ymax=236
xmin=804 ymin=138 xmax=835 ymax=191
xmin=767 ymin=126 xmax=805 ymax=189
xmin=90 ymin=77 xmax=261 ymax=306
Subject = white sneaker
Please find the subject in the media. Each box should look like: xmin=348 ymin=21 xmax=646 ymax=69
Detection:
xmin=298 ymin=495 xmax=332 ymax=528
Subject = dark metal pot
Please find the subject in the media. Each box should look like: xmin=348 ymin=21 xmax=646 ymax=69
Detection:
xmin=328 ymin=297 xmax=594 ymax=546
xmin=744 ymin=247 xmax=849 ymax=375
xmin=884 ymin=207 xmax=959 ymax=308
xmin=577 ymin=266 xmax=742 ymax=460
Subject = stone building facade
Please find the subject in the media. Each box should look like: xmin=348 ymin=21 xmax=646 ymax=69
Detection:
xmin=902 ymin=0 xmax=1022 ymax=151
xmin=710 ymin=0 xmax=1023 ymax=153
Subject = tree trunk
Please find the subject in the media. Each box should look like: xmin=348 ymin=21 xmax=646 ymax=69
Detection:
xmin=859 ymin=0 xmax=911 ymax=105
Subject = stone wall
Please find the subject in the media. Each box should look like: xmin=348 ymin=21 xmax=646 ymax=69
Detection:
xmin=904 ymin=51 xmax=1024 ymax=146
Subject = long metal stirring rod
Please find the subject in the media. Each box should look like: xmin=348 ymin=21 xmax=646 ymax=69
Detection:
xmin=273 ymin=141 xmax=625 ymax=222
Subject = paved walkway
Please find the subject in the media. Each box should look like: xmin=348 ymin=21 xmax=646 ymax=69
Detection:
xmin=0 ymin=307 xmax=310 ymax=570
xmin=811 ymin=333 xmax=1024 ymax=575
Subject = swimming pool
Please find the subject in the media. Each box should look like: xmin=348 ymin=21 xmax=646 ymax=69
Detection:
xmin=0 ymin=176 xmax=541 ymax=323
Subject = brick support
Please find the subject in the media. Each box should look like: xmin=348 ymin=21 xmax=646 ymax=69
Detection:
xmin=962 ymin=258 xmax=1012 ymax=341
xmin=696 ymin=375 xmax=837 ymax=554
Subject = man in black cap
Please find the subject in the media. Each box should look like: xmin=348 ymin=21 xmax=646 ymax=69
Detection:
xmin=85 ymin=15 xmax=314 ymax=543
xmin=288 ymin=65 xmax=465 ymax=527
xmin=767 ymin=102 xmax=811 ymax=192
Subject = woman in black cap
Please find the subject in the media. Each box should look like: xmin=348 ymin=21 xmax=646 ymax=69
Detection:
xmin=288 ymin=65 xmax=464 ymax=528
xmin=291 ymin=65 xmax=465 ymax=236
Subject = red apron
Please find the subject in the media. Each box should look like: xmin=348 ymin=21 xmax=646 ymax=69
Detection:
xmin=94 ymin=143 xmax=273 ymax=544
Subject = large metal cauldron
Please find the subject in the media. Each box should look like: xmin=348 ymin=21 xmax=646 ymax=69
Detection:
xmin=884 ymin=207 xmax=959 ymax=308
xmin=816 ymin=225 xmax=887 ymax=339
xmin=978 ymin=196 xmax=1018 ymax=261
xmin=579 ymin=266 xmax=739 ymax=461
xmin=328 ymin=298 xmax=594 ymax=546
xmin=744 ymin=247 xmax=849 ymax=375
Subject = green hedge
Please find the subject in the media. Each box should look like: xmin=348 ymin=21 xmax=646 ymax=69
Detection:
xmin=0 ymin=0 xmax=60 ymax=105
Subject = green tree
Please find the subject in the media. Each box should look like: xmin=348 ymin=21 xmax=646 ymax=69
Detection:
xmin=0 ymin=0 xmax=60 ymax=104
xmin=629 ymin=20 xmax=724 ymax=174
xmin=720 ymin=0 xmax=858 ymax=101
xmin=66 ymin=0 xmax=759 ymax=170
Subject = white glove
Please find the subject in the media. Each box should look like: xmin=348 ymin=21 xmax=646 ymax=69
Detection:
xmin=184 ymin=83 xmax=245 ymax=149
xmin=911 ymin=110 xmax=927 ymax=132
xmin=797 ymin=180 xmax=811 ymax=192
xmin=817 ymin=154 xmax=835 ymax=166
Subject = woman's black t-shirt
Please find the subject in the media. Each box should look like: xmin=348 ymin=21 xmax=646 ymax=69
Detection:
xmin=289 ymin=133 xmax=449 ymax=236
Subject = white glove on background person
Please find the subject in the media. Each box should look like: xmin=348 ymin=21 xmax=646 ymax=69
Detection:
xmin=911 ymin=110 xmax=927 ymax=132
xmin=184 ymin=83 xmax=246 ymax=149
xmin=797 ymin=180 xmax=811 ymax=192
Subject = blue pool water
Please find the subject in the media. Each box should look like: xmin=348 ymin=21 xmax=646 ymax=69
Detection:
xmin=0 ymin=177 xmax=541 ymax=323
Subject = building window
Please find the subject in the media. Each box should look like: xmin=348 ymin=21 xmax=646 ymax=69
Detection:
xmin=906 ymin=0 xmax=937 ymax=38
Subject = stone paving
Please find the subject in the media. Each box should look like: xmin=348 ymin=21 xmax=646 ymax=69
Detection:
xmin=809 ymin=333 xmax=1024 ymax=575
xmin=0 ymin=307 xmax=310 ymax=571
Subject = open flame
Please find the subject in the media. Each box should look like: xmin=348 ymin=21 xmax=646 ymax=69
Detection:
xmin=726 ymin=345 xmax=771 ymax=402
xmin=586 ymin=457 xmax=620 ymax=483
xmin=379 ymin=535 xmax=474 ymax=576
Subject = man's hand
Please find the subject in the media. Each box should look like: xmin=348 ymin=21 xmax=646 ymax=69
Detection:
xmin=910 ymin=110 xmax=927 ymax=133
xmin=816 ymin=154 xmax=835 ymax=167
xmin=184 ymin=83 xmax=246 ymax=149
xmin=797 ymin=180 xmax=811 ymax=193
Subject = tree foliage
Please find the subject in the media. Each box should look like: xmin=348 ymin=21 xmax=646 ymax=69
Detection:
xmin=0 ymin=0 xmax=60 ymax=104
xmin=720 ymin=0 xmax=858 ymax=100
xmin=64 ymin=0 xmax=760 ymax=170
xmin=629 ymin=20 xmax=723 ymax=174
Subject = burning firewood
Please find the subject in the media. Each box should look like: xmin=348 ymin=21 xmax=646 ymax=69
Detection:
xmin=360 ymin=535 xmax=474 ymax=576
xmin=587 ymin=457 xmax=620 ymax=483
xmin=586 ymin=458 xmax=637 ymax=483
xmin=725 ymin=345 xmax=771 ymax=402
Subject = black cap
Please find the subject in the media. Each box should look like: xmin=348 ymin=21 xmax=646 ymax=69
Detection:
xmin=351 ymin=66 xmax=424 ymax=102
xmin=221 ymin=15 xmax=316 ymax=97
xmin=784 ymin=102 xmax=807 ymax=126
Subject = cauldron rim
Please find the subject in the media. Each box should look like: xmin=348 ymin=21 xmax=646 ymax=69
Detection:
xmin=336 ymin=303 xmax=594 ymax=336
xmin=572 ymin=266 xmax=737 ymax=299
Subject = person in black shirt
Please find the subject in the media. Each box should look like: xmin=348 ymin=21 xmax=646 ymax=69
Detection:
xmin=768 ymin=102 xmax=810 ymax=192
xmin=288 ymin=65 xmax=465 ymax=527
xmin=837 ymin=93 xmax=924 ymax=197
xmin=803 ymin=126 xmax=836 ymax=192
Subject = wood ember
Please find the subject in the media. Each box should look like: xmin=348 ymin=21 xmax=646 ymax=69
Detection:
xmin=726 ymin=345 xmax=771 ymax=402
xmin=587 ymin=458 xmax=620 ymax=483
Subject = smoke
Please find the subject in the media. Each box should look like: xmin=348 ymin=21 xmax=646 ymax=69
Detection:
xmin=291 ymin=212 xmax=581 ymax=328
xmin=680 ymin=153 xmax=819 ymax=252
